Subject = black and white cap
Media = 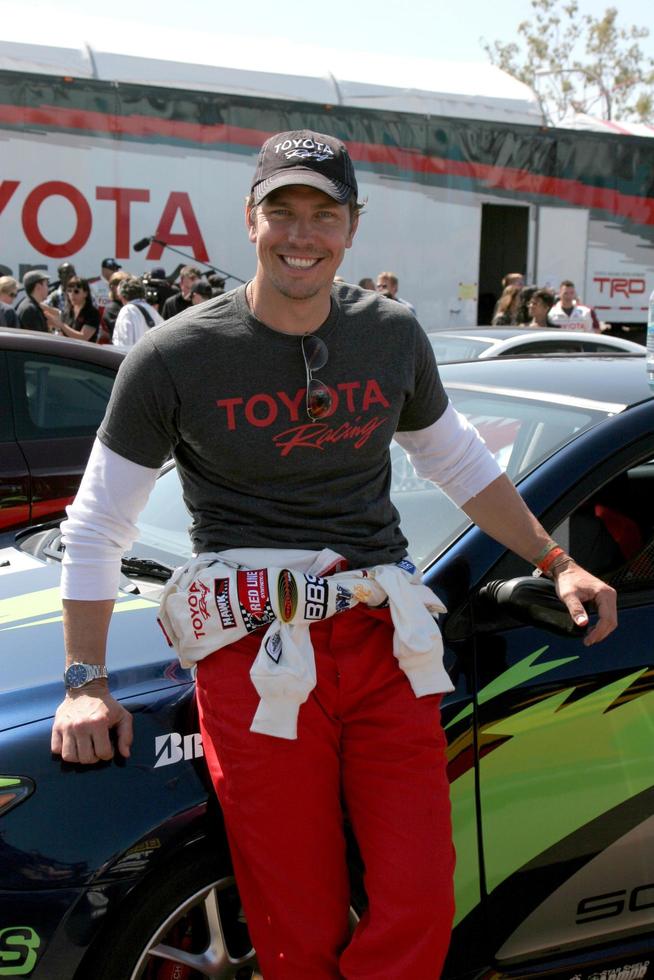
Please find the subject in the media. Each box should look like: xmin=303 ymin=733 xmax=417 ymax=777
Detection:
xmin=251 ymin=130 xmax=358 ymax=205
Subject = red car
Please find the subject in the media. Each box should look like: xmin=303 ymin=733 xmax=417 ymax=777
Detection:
xmin=0 ymin=328 xmax=124 ymax=530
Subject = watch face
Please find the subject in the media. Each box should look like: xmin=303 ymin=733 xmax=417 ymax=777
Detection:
xmin=65 ymin=663 xmax=90 ymax=688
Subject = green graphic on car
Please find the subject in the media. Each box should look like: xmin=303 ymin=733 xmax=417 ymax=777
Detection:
xmin=0 ymin=587 xmax=154 ymax=633
xmin=449 ymin=647 xmax=654 ymax=925
xmin=0 ymin=927 xmax=41 ymax=976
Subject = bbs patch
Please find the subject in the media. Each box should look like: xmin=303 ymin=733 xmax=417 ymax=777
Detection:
xmin=304 ymin=574 xmax=329 ymax=620
xmin=237 ymin=569 xmax=275 ymax=632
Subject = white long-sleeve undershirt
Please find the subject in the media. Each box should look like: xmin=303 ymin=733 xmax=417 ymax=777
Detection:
xmin=61 ymin=402 xmax=501 ymax=601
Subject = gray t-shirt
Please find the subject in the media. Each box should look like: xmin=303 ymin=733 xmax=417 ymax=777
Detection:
xmin=98 ymin=283 xmax=447 ymax=568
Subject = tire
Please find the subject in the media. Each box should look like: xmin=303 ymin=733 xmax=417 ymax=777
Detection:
xmin=85 ymin=848 xmax=258 ymax=980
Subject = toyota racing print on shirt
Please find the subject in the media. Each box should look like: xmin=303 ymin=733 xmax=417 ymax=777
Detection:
xmin=215 ymin=379 xmax=391 ymax=457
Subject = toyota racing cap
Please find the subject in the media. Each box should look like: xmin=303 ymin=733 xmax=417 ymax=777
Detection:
xmin=251 ymin=130 xmax=358 ymax=206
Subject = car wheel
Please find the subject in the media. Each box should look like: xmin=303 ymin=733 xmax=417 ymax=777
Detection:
xmin=86 ymin=849 xmax=258 ymax=980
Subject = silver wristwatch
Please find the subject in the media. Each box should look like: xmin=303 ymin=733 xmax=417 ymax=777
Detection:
xmin=64 ymin=662 xmax=109 ymax=690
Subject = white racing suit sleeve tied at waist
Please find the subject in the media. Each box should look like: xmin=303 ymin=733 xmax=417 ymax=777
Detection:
xmin=158 ymin=549 xmax=450 ymax=740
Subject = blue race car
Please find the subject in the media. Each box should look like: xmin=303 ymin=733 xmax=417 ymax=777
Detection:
xmin=2 ymin=353 xmax=654 ymax=980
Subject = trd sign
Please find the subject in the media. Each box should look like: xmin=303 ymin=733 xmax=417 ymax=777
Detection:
xmin=593 ymin=276 xmax=646 ymax=299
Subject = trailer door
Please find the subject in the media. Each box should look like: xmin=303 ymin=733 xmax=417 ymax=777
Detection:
xmin=477 ymin=204 xmax=529 ymax=325
xmin=535 ymin=207 xmax=589 ymax=295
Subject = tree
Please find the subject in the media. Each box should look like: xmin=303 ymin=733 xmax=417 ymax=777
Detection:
xmin=482 ymin=0 xmax=654 ymax=124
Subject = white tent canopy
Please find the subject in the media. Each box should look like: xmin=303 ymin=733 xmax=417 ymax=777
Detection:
xmin=0 ymin=14 xmax=543 ymax=126
xmin=559 ymin=110 xmax=654 ymax=138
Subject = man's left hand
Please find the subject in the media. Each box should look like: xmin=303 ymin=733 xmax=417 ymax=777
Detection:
xmin=552 ymin=560 xmax=617 ymax=646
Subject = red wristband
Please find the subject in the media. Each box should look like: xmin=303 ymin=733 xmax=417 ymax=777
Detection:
xmin=537 ymin=546 xmax=565 ymax=575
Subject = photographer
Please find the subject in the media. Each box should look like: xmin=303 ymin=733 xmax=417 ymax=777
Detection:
xmin=140 ymin=268 xmax=180 ymax=310
xmin=112 ymin=277 xmax=163 ymax=349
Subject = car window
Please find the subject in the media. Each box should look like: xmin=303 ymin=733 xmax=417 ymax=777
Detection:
xmin=8 ymin=352 xmax=115 ymax=440
xmin=508 ymin=340 xmax=585 ymax=355
xmin=136 ymin=468 xmax=196 ymax=564
xmin=391 ymin=385 xmax=614 ymax=567
xmin=429 ymin=335 xmax=494 ymax=364
xmin=554 ymin=458 xmax=654 ymax=589
xmin=447 ymin=385 xmax=609 ymax=479
xmin=577 ymin=340 xmax=618 ymax=353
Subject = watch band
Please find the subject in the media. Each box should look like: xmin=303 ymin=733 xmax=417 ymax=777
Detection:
xmin=64 ymin=662 xmax=109 ymax=689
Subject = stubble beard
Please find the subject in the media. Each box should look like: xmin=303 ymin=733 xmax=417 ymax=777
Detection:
xmin=268 ymin=264 xmax=328 ymax=302
xmin=277 ymin=281 xmax=324 ymax=302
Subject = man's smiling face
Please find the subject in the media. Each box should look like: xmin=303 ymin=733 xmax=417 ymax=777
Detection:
xmin=247 ymin=185 xmax=357 ymax=304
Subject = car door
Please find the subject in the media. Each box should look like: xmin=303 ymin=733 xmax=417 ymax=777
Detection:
xmin=468 ymin=433 xmax=654 ymax=974
xmin=0 ymin=352 xmax=30 ymax=529
xmin=6 ymin=350 xmax=116 ymax=525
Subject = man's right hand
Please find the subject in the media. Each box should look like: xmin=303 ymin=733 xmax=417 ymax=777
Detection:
xmin=51 ymin=684 xmax=133 ymax=764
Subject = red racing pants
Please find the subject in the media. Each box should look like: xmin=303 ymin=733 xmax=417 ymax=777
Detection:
xmin=196 ymin=604 xmax=455 ymax=979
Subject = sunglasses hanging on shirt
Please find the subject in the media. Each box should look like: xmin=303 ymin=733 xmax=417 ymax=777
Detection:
xmin=301 ymin=334 xmax=333 ymax=421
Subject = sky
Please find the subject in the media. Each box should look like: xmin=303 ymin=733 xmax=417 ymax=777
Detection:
xmin=11 ymin=0 xmax=654 ymax=68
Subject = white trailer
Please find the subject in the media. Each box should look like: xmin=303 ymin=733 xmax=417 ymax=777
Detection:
xmin=1 ymin=22 xmax=653 ymax=327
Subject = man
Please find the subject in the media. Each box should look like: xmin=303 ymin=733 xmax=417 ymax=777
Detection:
xmin=0 ymin=276 xmax=19 ymax=327
xmin=16 ymin=271 xmax=49 ymax=331
xmin=52 ymin=130 xmax=616 ymax=978
xmin=161 ymin=265 xmax=202 ymax=319
xmin=100 ymin=270 xmax=131 ymax=340
xmin=189 ymin=279 xmax=213 ymax=305
xmin=375 ymin=270 xmax=416 ymax=314
xmin=549 ymin=280 xmax=595 ymax=331
xmin=111 ymin=277 xmax=163 ymax=348
xmin=45 ymin=261 xmax=77 ymax=311
xmin=90 ymin=257 xmax=122 ymax=307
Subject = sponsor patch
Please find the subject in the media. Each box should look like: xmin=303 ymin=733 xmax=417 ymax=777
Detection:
xmin=265 ymin=632 xmax=283 ymax=664
xmin=237 ymin=569 xmax=275 ymax=632
xmin=187 ymin=579 xmax=211 ymax=640
xmin=304 ymin=574 xmax=329 ymax=620
xmin=214 ymin=577 xmax=236 ymax=629
xmin=395 ymin=557 xmax=417 ymax=575
xmin=277 ymin=569 xmax=298 ymax=623
xmin=336 ymin=584 xmax=353 ymax=613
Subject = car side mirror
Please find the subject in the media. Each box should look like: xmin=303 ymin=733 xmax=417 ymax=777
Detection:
xmin=477 ymin=576 xmax=588 ymax=638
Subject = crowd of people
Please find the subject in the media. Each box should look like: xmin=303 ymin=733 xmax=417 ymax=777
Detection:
xmin=491 ymin=272 xmax=600 ymax=331
xmin=0 ymin=259 xmax=226 ymax=349
xmin=355 ymin=271 xmax=417 ymax=315
xmin=1 ymin=257 xmax=601 ymax=358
